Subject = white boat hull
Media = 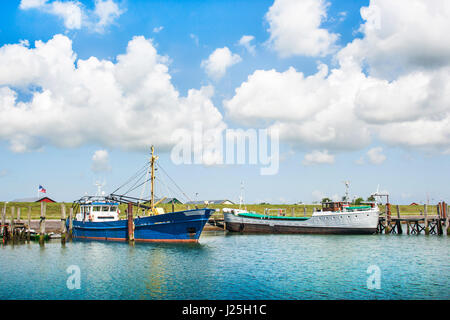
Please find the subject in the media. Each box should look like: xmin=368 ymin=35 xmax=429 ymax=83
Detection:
xmin=223 ymin=209 xmax=380 ymax=234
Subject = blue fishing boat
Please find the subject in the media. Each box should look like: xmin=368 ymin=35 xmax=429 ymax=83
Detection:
xmin=68 ymin=147 xmax=214 ymax=242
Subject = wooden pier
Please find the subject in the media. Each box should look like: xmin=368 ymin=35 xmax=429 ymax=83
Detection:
xmin=376 ymin=202 xmax=449 ymax=235
xmin=0 ymin=202 xmax=72 ymax=244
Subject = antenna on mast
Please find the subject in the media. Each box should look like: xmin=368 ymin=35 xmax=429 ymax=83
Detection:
xmin=239 ymin=181 xmax=244 ymax=209
xmin=150 ymin=145 xmax=158 ymax=214
xmin=343 ymin=181 xmax=350 ymax=202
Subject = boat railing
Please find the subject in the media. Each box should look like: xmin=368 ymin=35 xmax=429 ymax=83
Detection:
xmin=264 ymin=208 xmax=286 ymax=216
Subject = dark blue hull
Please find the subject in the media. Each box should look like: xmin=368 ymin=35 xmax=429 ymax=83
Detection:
xmin=68 ymin=208 xmax=214 ymax=242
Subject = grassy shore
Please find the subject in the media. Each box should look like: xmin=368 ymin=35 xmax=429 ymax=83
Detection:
xmin=0 ymin=201 xmax=437 ymax=220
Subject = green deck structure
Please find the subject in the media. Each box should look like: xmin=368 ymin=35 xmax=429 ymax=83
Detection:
xmin=237 ymin=212 xmax=310 ymax=220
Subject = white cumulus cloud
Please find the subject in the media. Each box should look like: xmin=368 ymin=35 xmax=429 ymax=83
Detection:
xmin=238 ymin=35 xmax=256 ymax=55
xmin=91 ymin=149 xmax=111 ymax=172
xmin=302 ymin=150 xmax=335 ymax=165
xmin=225 ymin=0 xmax=450 ymax=154
xmin=367 ymin=147 xmax=386 ymax=165
xmin=201 ymin=47 xmax=242 ymax=80
xmin=265 ymin=0 xmax=338 ymax=57
xmin=0 ymin=35 xmax=225 ymax=153
xmin=19 ymin=0 xmax=123 ymax=32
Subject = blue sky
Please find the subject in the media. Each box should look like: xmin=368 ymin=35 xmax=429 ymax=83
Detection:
xmin=1 ymin=0 xmax=449 ymax=205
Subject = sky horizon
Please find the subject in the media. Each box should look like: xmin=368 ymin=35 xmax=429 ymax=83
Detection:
xmin=1 ymin=0 xmax=450 ymax=205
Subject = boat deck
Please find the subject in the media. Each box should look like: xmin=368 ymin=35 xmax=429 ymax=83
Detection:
xmin=237 ymin=212 xmax=310 ymax=220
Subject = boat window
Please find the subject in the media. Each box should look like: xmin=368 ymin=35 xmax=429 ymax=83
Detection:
xmin=110 ymin=206 xmax=118 ymax=212
xmin=93 ymin=206 xmax=101 ymax=212
xmin=102 ymin=206 xmax=109 ymax=212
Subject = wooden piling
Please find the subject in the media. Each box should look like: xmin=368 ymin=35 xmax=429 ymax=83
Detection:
xmin=39 ymin=202 xmax=46 ymax=244
xmin=172 ymin=200 xmax=175 ymax=213
xmin=127 ymin=203 xmax=134 ymax=242
xmin=27 ymin=206 xmax=31 ymax=243
xmin=68 ymin=207 xmax=73 ymax=240
xmin=303 ymin=206 xmax=306 ymax=217
xmin=396 ymin=205 xmax=403 ymax=234
xmin=424 ymin=204 xmax=429 ymax=235
xmin=61 ymin=204 xmax=67 ymax=244
xmin=385 ymin=203 xmax=391 ymax=234
xmin=436 ymin=203 xmax=443 ymax=235
xmin=446 ymin=204 xmax=450 ymax=236
xmin=17 ymin=207 xmax=21 ymax=222
xmin=11 ymin=207 xmax=16 ymax=242
xmin=1 ymin=204 xmax=6 ymax=242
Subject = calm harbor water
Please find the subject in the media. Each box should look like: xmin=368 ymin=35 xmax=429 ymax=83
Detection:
xmin=1 ymin=232 xmax=449 ymax=300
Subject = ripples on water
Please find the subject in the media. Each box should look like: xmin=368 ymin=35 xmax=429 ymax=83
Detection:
xmin=0 ymin=233 xmax=449 ymax=299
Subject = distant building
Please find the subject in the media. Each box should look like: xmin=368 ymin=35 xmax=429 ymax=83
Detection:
xmin=410 ymin=202 xmax=419 ymax=206
xmin=186 ymin=199 xmax=234 ymax=205
xmin=11 ymin=196 xmax=56 ymax=203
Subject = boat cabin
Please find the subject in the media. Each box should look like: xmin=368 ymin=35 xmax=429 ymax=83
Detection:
xmin=322 ymin=201 xmax=350 ymax=212
xmin=321 ymin=201 xmax=376 ymax=213
xmin=75 ymin=201 xmax=120 ymax=222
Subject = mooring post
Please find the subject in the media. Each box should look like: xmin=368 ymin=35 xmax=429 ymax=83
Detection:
xmin=406 ymin=221 xmax=410 ymax=235
xmin=127 ymin=203 xmax=134 ymax=242
xmin=436 ymin=203 xmax=443 ymax=235
xmin=39 ymin=202 xmax=46 ymax=244
xmin=424 ymin=204 xmax=429 ymax=235
xmin=61 ymin=203 xmax=67 ymax=245
xmin=446 ymin=203 xmax=450 ymax=235
xmin=303 ymin=206 xmax=306 ymax=217
xmin=172 ymin=200 xmax=175 ymax=213
xmin=385 ymin=203 xmax=391 ymax=234
xmin=2 ymin=204 xmax=7 ymax=244
xmin=396 ymin=205 xmax=402 ymax=234
xmin=17 ymin=207 xmax=21 ymax=222
xmin=11 ymin=206 xmax=15 ymax=242
xmin=68 ymin=207 xmax=73 ymax=240
xmin=27 ymin=206 xmax=31 ymax=243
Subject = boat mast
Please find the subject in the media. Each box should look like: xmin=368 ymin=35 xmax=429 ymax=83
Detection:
xmin=150 ymin=146 xmax=158 ymax=214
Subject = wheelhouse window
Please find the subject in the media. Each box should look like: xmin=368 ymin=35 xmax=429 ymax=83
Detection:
xmin=93 ymin=206 xmax=101 ymax=212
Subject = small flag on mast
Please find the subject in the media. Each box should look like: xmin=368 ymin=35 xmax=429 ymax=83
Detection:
xmin=39 ymin=185 xmax=47 ymax=193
